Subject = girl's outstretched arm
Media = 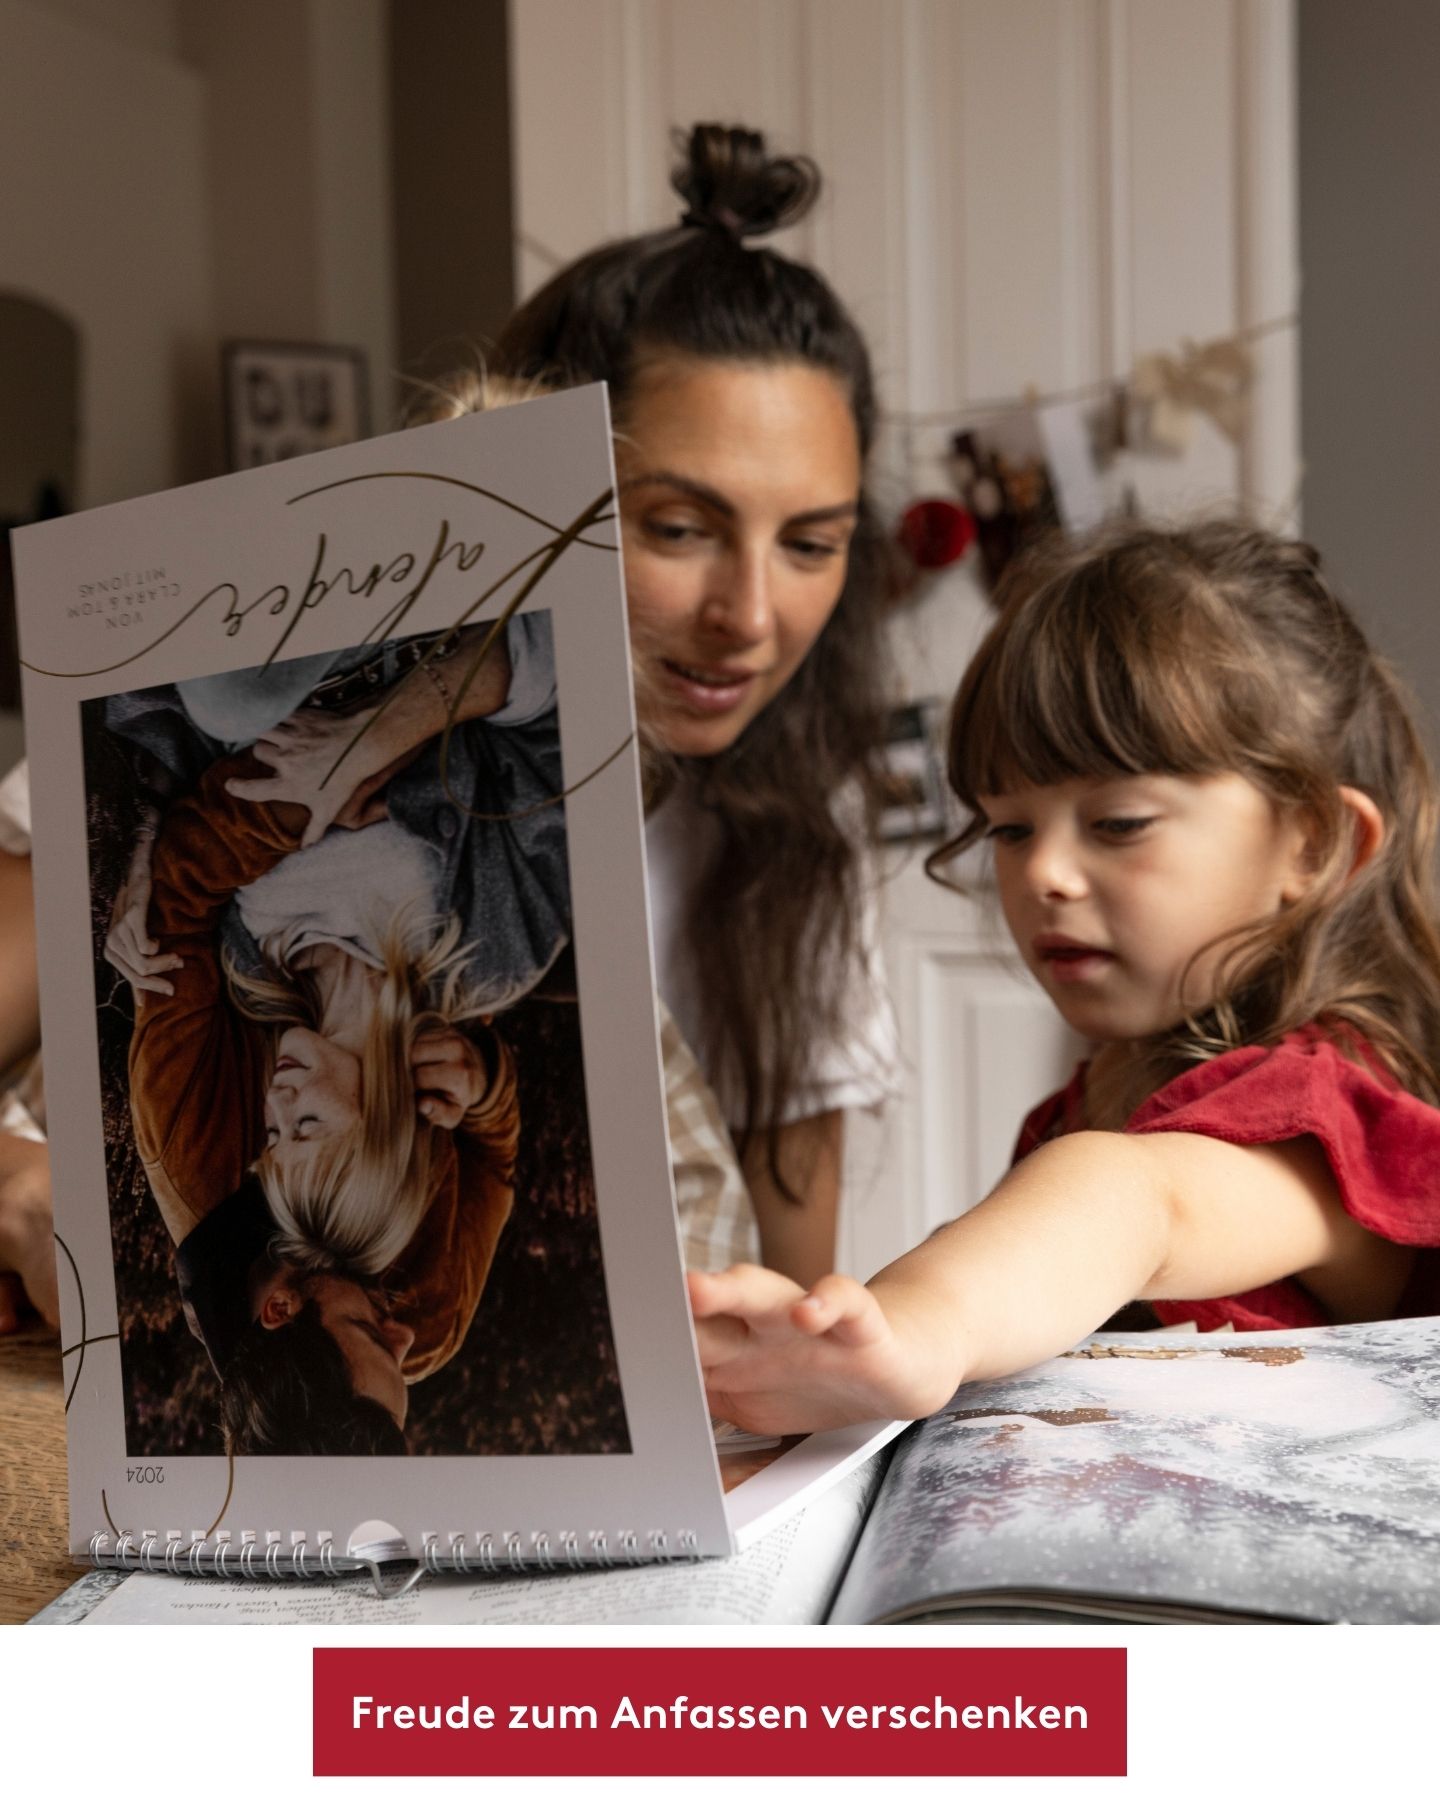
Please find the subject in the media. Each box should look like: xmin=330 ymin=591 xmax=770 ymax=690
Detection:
xmin=690 ymin=1127 xmax=1400 ymax=1434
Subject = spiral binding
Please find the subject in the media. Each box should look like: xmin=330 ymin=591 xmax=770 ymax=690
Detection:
xmin=85 ymin=1525 xmax=702 ymax=1599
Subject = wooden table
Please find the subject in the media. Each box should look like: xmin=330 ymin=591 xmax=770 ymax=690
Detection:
xmin=0 ymin=1323 xmax=74 ymax=1622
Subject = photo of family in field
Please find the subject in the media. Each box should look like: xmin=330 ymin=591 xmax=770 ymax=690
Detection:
xmin=82 ymin=611 xmax=630 ymax=1460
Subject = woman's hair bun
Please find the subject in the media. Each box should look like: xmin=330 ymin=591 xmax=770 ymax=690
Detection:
xmin=671 ymin=123 xmax=820 ymax=240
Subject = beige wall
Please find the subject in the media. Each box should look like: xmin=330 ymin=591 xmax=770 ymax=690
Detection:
xmin=0 ymin=0 xmax=212 ymax=506
xmin=178 ymin=0 xmax=396 ymax=425
xmin=389 ymin=0 xmax=515 ymax=398
xmin=22 ymin=0 xmax=180 ymax=58
xmin=0 ymin=0 xmax=397 ymax=511
xmin=310 ymin=0 xmax=396 ymax=412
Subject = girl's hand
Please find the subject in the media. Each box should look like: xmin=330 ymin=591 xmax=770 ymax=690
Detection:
xmin=103 ymin=820 xmax=183 ymax=998
xmin=224 ymin=708 xmax=414 ymax=848
xmin=410 ymin=1028 xmax=487 ymax=1129
xmin=687 ymin=1264 xmax=950 ymax=1435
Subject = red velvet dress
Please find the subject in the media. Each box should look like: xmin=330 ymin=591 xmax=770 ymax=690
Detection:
xmin=1013 ymin=1030 xmax=1440 ymax=1330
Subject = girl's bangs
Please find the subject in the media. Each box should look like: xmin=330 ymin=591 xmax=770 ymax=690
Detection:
xmin=951 ymin=579 xmax=1237 ymax=805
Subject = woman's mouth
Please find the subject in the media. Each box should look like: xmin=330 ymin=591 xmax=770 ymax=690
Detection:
xmin=659 ymin=658 xmax=759 ymax=714
xmin=273 ymin=1055 xmax=303 ymax=1074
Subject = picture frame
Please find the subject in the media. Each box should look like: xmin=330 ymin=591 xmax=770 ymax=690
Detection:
xmin=222 ymin=339 xmax=371 ymax=471
xmin=876 ymin=699 xmax=952 ymax=841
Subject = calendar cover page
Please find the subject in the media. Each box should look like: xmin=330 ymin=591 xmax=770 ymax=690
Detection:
xmin=12 ymin=386 xmax=731 ymax=1570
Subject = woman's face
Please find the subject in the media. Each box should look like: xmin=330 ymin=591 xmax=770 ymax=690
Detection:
xmin=617 ymin=356 xmax=862 ymax=758
xmin=260 ymin=1272 xmax=414 ymax=1428
xmin=263 ymin=1025 xmax=362 ymax=1178
xmin=309 ymin=1275 xmax=414 ymax=1428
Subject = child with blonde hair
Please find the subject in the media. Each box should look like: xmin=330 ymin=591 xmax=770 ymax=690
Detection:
xmin=691 ymin=519 xmax=1440 ymax=1431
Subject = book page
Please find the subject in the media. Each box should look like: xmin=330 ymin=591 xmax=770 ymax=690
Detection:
xmin=74 ymin=1456 xmax=885 ymax=1626
xmin=12 ymin=389 xmax=730 ymax=1568
xmin=723 ymin=1417 xmax=906 ymax=1547
xmin=829 ymin=1316 xmax=1440 ymax=1625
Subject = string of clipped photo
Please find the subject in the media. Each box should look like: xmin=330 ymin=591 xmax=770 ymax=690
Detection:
xmin=888 ymin=312 xmax=1297 ymax=594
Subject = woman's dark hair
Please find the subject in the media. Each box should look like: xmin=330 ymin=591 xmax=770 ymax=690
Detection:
xmin=219 ymin=1300 xmax=408 ymax=1457
xmin=929 ymin=517 xmax=1440 ymax=1112
xmin=494 ymin=124 xmax=891 ymax=1187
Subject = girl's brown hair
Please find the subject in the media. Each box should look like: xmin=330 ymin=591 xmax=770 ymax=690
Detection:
xmin=930 ymin=518 xmax=1440 ymax=1105
xmin=488 ymin=124 xmax=891 ymax=1185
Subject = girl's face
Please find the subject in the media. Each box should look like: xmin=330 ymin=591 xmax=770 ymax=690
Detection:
xmin=263 ymin=1025 xmax=362 ymax=1176
xmin=616 ymin=355 xmax=862 ymax=758
xmin=979 ymin=772 xmax=1310 ymax=1042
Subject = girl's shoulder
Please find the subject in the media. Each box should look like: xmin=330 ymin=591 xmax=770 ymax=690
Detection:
xmin=1128 ymin=1025 xmax=1440 ymax=1249
xmin=1014 ymin=1060 xmax=1090 ymax=1160
xmin=1128 ymin=1025 xmax=1400 ymax=1128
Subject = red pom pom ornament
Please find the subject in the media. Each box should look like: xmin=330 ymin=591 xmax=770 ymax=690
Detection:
xmin=897 ymin=497 xmax=977 ymax=571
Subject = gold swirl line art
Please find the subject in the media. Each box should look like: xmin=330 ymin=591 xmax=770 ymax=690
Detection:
xmin=19 ymin=474 xmax=615 ymax=680
xmin=101 ymin=1488 xmax=126 ymax=1541
xmin=309 ymin=486 xmax=635 ymax=826
xmin=284 ymin=469 xmax=618 ymax=553
xmin=61 ymin=1230 xmax=237 ymax=1552
xmin=315 ymin=485 xmax=615 ymax=797
xmin=53 ymin=1231 xmax=88 ymax=1412
xmin=98 ymin=1430 xmax=237 ymax=1559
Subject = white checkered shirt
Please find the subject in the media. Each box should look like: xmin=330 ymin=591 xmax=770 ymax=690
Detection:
xmin=660 ymin=998 xmax=759 ymax=1272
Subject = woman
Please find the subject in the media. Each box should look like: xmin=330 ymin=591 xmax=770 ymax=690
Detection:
xmin=479 ymin=123 xmax=899 ymax=1282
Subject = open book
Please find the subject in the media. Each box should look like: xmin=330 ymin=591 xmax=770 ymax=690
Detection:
xmin=40 ymin=1314 xmax=1440 ymax=1625
xmin=11 ymin=388 xmax=895 ymax=1581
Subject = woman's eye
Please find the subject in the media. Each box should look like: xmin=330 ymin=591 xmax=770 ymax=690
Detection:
xmin=642 ymin=516 xmax=706 ymax=547
xmin=1094 ymin=816 xmax=1156 ymax=839
xmin=785 ymin=536 xmax=843 ymax=565
xmin=984 ymin=822 xmax=1030 ymax=845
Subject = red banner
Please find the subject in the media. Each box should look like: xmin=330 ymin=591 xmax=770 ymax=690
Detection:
xmin=314 ymin=1646 xmax=1125 ymax=1777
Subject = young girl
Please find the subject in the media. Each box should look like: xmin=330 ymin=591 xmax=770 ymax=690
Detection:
xmin=690 ymin=519 xmax=1440 ymax=1433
